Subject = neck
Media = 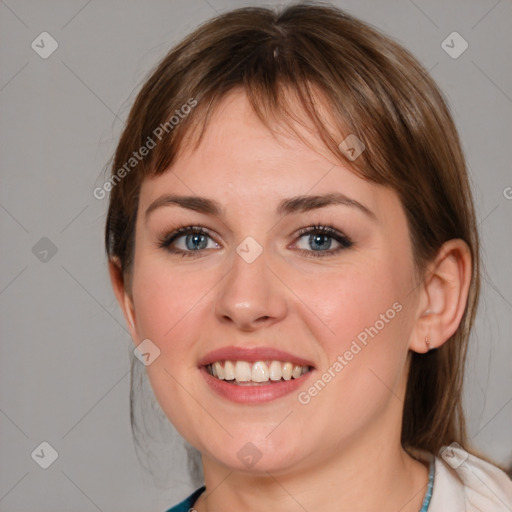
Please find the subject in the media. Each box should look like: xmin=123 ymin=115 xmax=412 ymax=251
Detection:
xmin=194 ymin=430 xmax=429 ymax=512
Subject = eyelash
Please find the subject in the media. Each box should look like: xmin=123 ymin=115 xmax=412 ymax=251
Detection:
xmin=157 ymin=223 xmax=354 ymax=258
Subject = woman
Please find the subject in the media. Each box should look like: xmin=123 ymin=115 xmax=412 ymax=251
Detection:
xmin=104 ymin=3 xmax=512 ymax=511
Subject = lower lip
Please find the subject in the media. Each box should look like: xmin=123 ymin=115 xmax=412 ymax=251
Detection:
xmin=200 ymin=366 xmax=314 ymax=404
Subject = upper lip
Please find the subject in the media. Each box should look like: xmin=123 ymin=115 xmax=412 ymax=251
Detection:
xmin=198 ymin=346 xmax=315 ymax=368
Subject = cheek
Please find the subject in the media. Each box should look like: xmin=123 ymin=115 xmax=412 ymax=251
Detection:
xmin=294 ymin=260 xmax=412 ymax=415
xmin=129 ymin=258 xmax=207 ymax=391
xmin=302 ymin=261 xmax=408 ymax=355
xmin=129 ymin=260 xmax=218 ymax=443
xmin=130 ymin=257 xmax=213 ymax=346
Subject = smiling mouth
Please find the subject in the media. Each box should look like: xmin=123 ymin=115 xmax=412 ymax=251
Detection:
xmin=205 ymin=360 xmax=312 ymax=385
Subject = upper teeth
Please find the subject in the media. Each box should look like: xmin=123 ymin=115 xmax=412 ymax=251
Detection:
xmin=207 ymin=360 xmax=311 ymax=383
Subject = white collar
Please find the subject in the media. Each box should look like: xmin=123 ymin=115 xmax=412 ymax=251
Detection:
xmin=412 ymin=444 xmax=512 ymax=511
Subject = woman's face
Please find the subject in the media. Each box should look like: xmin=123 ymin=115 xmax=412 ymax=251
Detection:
xmin=125 ymin=90 xmax=422 ymax=474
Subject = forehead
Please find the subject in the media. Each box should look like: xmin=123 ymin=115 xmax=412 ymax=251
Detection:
xmin=180 ymin=89 xmax=334 ymax=168
xmin=138 ymin=89 xmax=400 ymax=226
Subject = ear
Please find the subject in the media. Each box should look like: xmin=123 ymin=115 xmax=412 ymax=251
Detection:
xmin=409 ymin=239 xmax=472 ymax=353
xmin=108 ymin=257 xmax=138 ymax=343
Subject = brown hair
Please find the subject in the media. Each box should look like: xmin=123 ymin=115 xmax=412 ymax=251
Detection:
xmin=105 ymin=2 xmax=480 ymax=461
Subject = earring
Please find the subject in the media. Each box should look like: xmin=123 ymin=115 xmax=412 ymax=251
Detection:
xmin=425 ymin=337 xmax=432 ymax=351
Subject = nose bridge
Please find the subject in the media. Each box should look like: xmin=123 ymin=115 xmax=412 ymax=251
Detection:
xmin=214 ymin=235 xmax=286 ymax=329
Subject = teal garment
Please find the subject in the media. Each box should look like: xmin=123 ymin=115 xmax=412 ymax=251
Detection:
xmin=419 ymin=456 xmax=435 ymax=512
xmin=165 ymin=486 xmax=205 ymax=512
xmin=165 ymin=459 xmax=435 ymax=512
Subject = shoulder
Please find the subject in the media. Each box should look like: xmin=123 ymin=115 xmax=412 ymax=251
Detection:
xmin=164 ymin=486 xmax=205 ymax=512
xmin=429 ymin=444 xmax=512 ymax=512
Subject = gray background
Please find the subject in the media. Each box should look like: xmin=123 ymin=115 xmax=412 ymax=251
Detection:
xmin=1 ymin=0 xmax=511 ymax=510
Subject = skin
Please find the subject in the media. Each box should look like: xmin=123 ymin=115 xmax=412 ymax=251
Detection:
xmin=110 ymin=89 xmax=472 ymax=511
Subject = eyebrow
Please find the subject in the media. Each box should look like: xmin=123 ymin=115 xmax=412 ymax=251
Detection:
xmin=144 ymin=192 xmax=376 ymax=222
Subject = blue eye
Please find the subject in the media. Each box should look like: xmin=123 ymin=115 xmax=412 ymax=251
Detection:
xmin=294 ymin=224 xmax=353 ymax=257
xmin=158 ymin=223 xmax=353 ymax=258
xmin=158 ymin=226 xmax=219 ymax=257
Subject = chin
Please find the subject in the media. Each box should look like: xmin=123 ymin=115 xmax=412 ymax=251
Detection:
xmin=199 ymin=434 xmax=308 ymax=475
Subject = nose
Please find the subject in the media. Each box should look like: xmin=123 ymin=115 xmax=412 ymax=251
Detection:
xmin=214 ymin=244 xmax=288 ymax=332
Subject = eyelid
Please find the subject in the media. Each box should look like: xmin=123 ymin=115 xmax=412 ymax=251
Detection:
xmin=295 ymin=223 xmax=350 ymax=240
